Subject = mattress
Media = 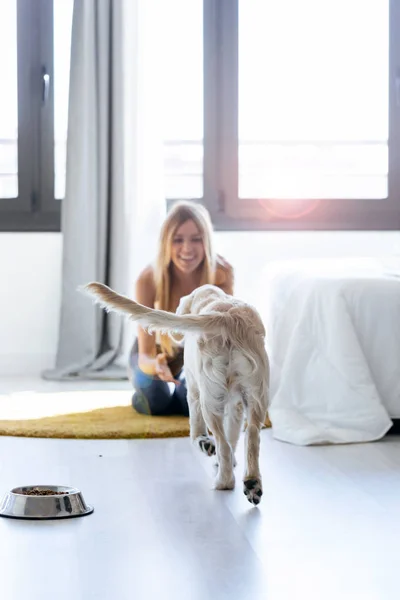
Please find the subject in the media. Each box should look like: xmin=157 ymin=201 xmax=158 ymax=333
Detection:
xmin=263 ymin=258 xmax=400 ymax=445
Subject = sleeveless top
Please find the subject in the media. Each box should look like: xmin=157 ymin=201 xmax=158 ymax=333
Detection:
xmin=131 ymin=255 xmax=233 ymax=377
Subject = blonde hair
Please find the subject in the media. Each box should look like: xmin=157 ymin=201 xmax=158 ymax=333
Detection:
xmin=154 ymin=201 xmax=216 ymax=356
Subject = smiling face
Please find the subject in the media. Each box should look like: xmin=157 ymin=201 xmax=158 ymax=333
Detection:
xmin=170 ymin=219 xmax=205 ymax=275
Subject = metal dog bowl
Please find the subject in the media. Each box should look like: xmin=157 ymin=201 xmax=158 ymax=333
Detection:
xmin=0 ymin=485 xmax=94 ymax=520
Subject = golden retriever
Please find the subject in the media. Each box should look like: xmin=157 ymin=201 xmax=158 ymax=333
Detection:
xmin=83 ymin=282 xmax=269 ymax=505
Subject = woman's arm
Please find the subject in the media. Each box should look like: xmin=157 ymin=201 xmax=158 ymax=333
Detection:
xmin=135 ymin=266 xmax=158 ymax=375
xmin=135 ymin=266 xmax=179 ymax=384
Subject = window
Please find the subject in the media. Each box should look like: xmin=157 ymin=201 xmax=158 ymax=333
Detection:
xmin=0 ymin=0 xmax=18 ymax=201
xmin=238 ymin=0 xmax=388 ymax=201
xmin=161 ymin=0 xmax=203 ymax=200
xmin=4 ymin=0 xmax=398 ymax=231
xmin=0 ymin=0 xmax=73 ymax=232
xmin=165 ymin=0 xmax=400 ymax=230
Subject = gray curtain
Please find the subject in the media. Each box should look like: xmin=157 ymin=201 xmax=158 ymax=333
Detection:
xmin=43 ymin=0 xmax=128 ymax=381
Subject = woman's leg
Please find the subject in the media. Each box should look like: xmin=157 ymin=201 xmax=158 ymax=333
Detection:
xmin=171 ymin=370 xmax=189 ymax=417
xmin=131 ymin=371 xmax=173 ymax=416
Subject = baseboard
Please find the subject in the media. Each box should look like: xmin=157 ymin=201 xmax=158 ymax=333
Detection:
xmin=0 ymin=353 xmax=55 ymax=377
xmin=387 ymin=419 xmax=400 ymax=435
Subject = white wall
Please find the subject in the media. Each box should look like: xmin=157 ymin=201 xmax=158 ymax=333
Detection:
xmin=215 ymin=230 xmax=400 ymax=308
xmin=0 ymin=233 xmax=62 ymax=375
xmin=1 ymin=230 xmax=400 ymax=375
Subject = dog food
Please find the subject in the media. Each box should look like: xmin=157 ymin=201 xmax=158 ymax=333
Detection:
xmin=21 ymin=487 xmax=67 ymax=496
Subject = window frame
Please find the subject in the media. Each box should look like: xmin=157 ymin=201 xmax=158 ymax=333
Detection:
xmin=5 ymin=0 xmax=396 ymax=232
xmin=0 ymin=0 xmax=60 ymax=232
xmin=199 ymin=0 xmax=400 ymax=231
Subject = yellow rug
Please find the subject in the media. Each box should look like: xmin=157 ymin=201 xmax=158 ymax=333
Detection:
xmin=0 ymin=405 xmax=191 ymax=440
xmin=0 ymin=390 xmax=271 ymax=440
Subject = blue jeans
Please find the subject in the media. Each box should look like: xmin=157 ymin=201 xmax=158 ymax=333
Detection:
xmin=129 ymin=349 xmax=189 ymax=417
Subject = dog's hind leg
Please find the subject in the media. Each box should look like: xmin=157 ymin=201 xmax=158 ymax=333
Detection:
xmin=186 ymin=372 xmax=215 ymax=457
xmin=223 ymin=397 xmax=244 ymax=468
xmin=202 ymin=398 xmax=235 ymax=490
xmin=242 ymin=399 xmax=263 ymax=505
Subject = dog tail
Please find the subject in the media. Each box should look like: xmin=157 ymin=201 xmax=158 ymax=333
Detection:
xmin=82 ymin=282 xmax=225 ymax=335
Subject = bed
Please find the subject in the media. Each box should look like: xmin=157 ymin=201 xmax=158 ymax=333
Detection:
xmin=263 ymin=258 xmax=400 ymax=445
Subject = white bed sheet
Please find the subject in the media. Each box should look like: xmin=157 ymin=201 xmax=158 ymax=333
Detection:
xmin=263 ymin=258 xmax=400 ymax=445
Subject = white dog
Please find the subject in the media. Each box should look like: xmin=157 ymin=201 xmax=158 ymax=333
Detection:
xmin=84 ymin=282 xmax=269 ymax=505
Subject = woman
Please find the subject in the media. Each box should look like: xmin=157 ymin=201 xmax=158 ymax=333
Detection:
xmin=130 ymin=201 xmax=234 ymax=416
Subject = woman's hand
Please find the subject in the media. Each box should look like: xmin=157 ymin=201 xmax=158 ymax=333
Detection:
xmin=155 ymin=353 xmax=181 ymax=385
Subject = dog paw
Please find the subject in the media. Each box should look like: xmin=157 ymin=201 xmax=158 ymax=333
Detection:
xmin=243 ymin=477 xmax=263 ymax=505
xmin=214 ymin=472 xmax=235 ymax=490
xmin=197 ymin=435 xmax=216 ymax=457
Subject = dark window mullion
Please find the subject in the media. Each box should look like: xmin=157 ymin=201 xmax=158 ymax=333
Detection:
xmin=218 ymin=0 xmax=238 ymax=217
xmin=39 ymin=0 xmax=56 ymax=216
xmin=203 ymin=0 xmax=222 ymax=220
xmin=14 ymin=0 xmax=40 ymax=213
xmin=388 ymin=0 xmax=400 ymax=216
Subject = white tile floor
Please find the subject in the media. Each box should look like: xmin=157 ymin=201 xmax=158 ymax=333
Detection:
xmin=0 ymin=377 xmax=399 ymax=600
